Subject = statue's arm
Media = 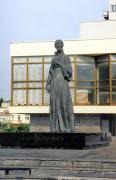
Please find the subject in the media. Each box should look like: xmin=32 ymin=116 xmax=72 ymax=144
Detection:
xmin=60 ymin=56 xmax=72 ymax=81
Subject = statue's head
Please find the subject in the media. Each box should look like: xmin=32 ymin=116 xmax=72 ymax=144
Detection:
xmin=54 ymin=39 xmax=64 ymax=54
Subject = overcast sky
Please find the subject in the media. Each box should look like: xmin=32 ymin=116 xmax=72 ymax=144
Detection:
xmin=0 ymin=0 xmax=108 ymax=100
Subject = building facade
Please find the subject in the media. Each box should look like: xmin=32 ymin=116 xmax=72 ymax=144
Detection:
xmin=9 ymin=0 xmax=116 ymax=134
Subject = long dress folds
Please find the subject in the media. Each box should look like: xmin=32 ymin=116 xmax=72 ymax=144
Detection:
xmin=46 ymin=52 xmax=74 ymax=132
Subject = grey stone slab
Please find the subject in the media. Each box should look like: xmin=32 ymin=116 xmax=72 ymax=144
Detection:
xmin=8 ymin=169 xmax=29 ymax=176
xmin=0 ymin=159 xmax=41 ymax=166
xmin=0 ymin=174 xmax=115 ymax=180
xmin=73 ymin=161 xmax=102 ymax=168
xmin=0 ymin=170 xmax=5 ymax=175
xmin=32 ymin=168 xmax=78 ymax=177
xmin=102 ymin=162 xmax=116 ymax=169
xmin=78 ymin=170 xmax=104 ymax=178
xmin=40 ymin=160 xmax=73 ymax=167
xmin=104 ymin=171 xmax=116 ymax=178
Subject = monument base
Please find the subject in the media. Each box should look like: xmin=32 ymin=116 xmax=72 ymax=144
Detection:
xmin=0 ymin=132 xmax=111 ymax=149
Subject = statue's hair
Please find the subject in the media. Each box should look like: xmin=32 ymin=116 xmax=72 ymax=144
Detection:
xmin=54 ymin=39 xmax=64 ymax=48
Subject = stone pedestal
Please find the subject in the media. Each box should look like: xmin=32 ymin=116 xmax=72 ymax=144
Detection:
xmin=0 ymin=132 xmax=111 ymax=149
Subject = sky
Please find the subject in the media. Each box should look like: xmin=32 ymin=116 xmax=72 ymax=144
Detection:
xmin=0 ymin=0 xmax=108 ymax=100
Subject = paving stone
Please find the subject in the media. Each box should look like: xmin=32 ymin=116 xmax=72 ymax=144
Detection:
xmin=32 ymin=168 xmax=78 ymax=177
xmin=78 ymin=170 xmax=104 ymax=178
xmin=73 ymin=161 xmax=102 ymax=168
xmin=0 ymin=159 xmax=41 ymax=166
xmin=102 ymin=162 xmax=116 ymax=169
xmin=8 ymin=169 xmax=29 ymax=176
xmin=0 ymin=170 xmax=5 ymax=175
xmin=41 ymin=160 xmax=73 ymax=167
xmin=104 ymin=171 xmax=116 ymax=178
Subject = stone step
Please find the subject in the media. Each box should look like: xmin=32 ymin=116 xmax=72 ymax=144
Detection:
xmin=31 ymin=168 xmax=116 ymax=179
xmin=0 ymin=174 xmax=115 ymax=180
xmin=0 ymin=137 xmax=115 ymax=179
xmin=1 ymin=159 xmax=116 ymax=169
xmin=0 ymin=166 xmax=116 ymax=179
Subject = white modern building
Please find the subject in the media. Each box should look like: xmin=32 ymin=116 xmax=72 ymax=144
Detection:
xmin=0 ymin=101 xmax=30 ymax=125
xmin=9 ymin=0 xmax=116 ymax=134
xmin=10 ymin=114 xmax=30 ymax=125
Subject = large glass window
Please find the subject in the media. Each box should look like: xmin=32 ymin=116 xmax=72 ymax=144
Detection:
xmin=13 ymin=90 xmax=26 ymax=105
xmin=13 ymin=64 xmax=26 ymax=81
xmin=11 ymin=54 xmax=116 ymax=106
xmin=12 ymin=57 xmax=43 ymax=106
xmin=44 ymin=57 xmax=52 ymax=105
xmin=96 ymin=56 xmax=109 ymax=105
xmin=77 ymin=63 xmax=94 ymax=81
xmin=111 ymin=4 xmax=116 ymax=12
xmin=112 ymin=61 xmax=116 ymax=104
xmin=12 ymin=55 xmax=75 ymax=106
xmin=76 ymin=56 xmax=95 ymax=105
xmin=28 ymin=64 xmax=42 ymax=81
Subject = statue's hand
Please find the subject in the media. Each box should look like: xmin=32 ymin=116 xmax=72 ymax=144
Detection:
xmin=54 ymin=60 xmax=62 ymax=67
xmin=64 ymin=74 xmax=70 ymax=81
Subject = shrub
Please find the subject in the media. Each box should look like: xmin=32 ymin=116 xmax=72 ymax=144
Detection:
xmin=1 ymin=124 xmax=29 ymax=133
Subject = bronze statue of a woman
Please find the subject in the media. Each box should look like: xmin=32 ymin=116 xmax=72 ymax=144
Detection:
xmin=46 ymin=39 xmax=74 ymax=132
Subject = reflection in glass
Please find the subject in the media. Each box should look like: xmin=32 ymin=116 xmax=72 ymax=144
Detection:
xmin=99 ymin=93 xmax=109 ymax=105
xmin=77 ymin=81 xmax=94 ymax=88
xmin=96 ymin=55 xmax=108 ymax=63
xmin=99 ymin=80 xmax=109 ymax=88
xmin=76 ymin=89 xmax=94 ymax=105
xmin=77 ymin=56 xmax=95 ymax=63
xmin=112 ymin=62 xmax=116 ymax=79
xmin=112 ymin=86 xmax=116 ymax=91
xmin=112 ymin=93 xmax=116 ymax=104
xmin=111 ymin=54 xmax=116 ymax=60
xmin=99 ymin=87 xmax=109 ymax=92
xmin=112 ymin=80 xmax=116 ymax=86
xmin=98 ymin=62 xmax=109 ymax=80
xmin=77 ymin=64 xmax=94 ymax=81
xmin=96 ymin=58 xmax=109 ymax=105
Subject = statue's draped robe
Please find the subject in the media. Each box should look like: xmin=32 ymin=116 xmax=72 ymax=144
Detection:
xmin=46 ymin=52 xmax=74 ymax=132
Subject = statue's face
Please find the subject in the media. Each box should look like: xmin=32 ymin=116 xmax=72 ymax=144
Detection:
xmin=56 ymin=43 xmax=63 ymax=53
